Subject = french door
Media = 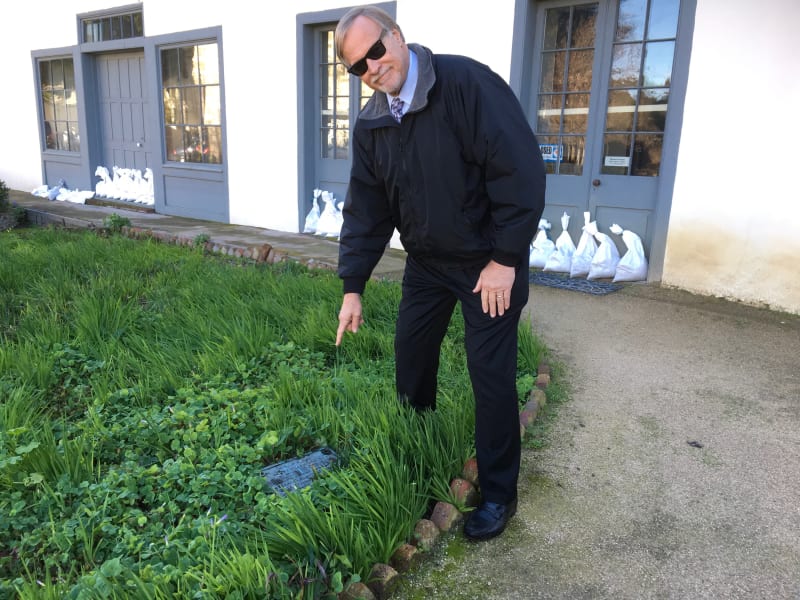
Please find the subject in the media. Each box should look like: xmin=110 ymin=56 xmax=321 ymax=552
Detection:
xmin=531 ymin=0 xmax=683 ymax=253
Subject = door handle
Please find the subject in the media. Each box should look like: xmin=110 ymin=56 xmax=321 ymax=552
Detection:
xmin=592 ymin=179 xmax=601 ymax=187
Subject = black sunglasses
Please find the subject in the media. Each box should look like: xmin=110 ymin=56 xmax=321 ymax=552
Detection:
xmin=347 ymin=35 xmax=387 ymax=76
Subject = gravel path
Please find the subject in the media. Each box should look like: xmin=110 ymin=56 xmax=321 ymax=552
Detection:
xmin=396 ymin=283 xmax=800 ymax=599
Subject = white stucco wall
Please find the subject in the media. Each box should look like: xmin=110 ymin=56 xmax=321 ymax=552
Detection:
xmin=3 ymin=1 xmax=797 ymax=314
xmin=663 ymin=0 xmax=800 ymax=314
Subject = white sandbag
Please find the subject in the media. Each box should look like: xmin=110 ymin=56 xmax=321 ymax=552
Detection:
xmin=543 ymin=212 xmax=576 ymax=273
xmin=529 ymin=218 xmax=555 ymax=268
xmin=569 ymin=212 xmax=597 ymax=278
xmin=315 ymin=191 xmax=342 ymax=237
xmin=610 ymin=223 xmax=649 ymax=282
xmin=303 ymin=189 xmax=321 ymax=233
xmin=587 ymin=229 xmax=620 ymax=280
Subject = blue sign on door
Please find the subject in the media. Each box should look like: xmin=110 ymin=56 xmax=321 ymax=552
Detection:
xmin=539 ymin=144 xmax=562 ymax=162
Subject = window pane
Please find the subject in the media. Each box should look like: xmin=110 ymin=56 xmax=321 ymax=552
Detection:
xmin=162 ymin=49 xmax=180 ymax=87
xmin=537 ymin=94 xmax=561 ymax=134
xmin=182 ymin=126 xmax=202 ymax=162
xmin=101 ymin=18 xmax=111 ymax=41
xmin=610 ymin=42 xmax=642 ymax=88
xmin=180 ymin=46 xmax=200 ymax=84
xmin=67 ymin=96 xmax=79 ymax=121
xmin=616 ymin=0 xmax=647 ymax=41
xmin=560 ymin=136 xmax=585 ymax=175
xmin=64 ymin=60 xmax=75 ymax=91
xmin=122 ymin=15 xmax=132 ymax=39
xmin=163 ymin=88 xmax=181 ymax=124
xmin=320 ymin=31 xmax=334 ymax=63
xmin=566 ymin=49 xmax=593 ymax=92
xmin=197 ymin=44 xmax=219 ymax=85
xmin=40 ymin=61 xmax=52 ymax=90
xmin=648 ymin=0 xmax=679 ymax=39
xmin=132 ymin=12 xmax=143 ymax=36
xmin=606 ymin=89 xmax=636 ymax=131
xmin=637 ymin=88 xmax=669 ymax=131
xmin=335 ymin=64 xmax=349 ymax=97
xmin=166 ymin=125 xmax=183 ymax=162
xmin=321 ymin=128 xmax=333 ymax=159
xmin=54 ymin=90 xmax=67 ymax=121
xmin=111 ymin=16 xmax=121 ymax=40
xmin=51 ymin=60 xmax=64 ymax=89
xmin=538 ymin=136 xmax=560 ymax=175
xmin=543 ymin=7 xmax=570 ymax=50
xmin=631 ymin=134 xmax=662 ymax=176
xmin=335 ymin=128 xmax=349 ymax=160
xmin=571 ymin=4 xmax=598 ymax=48
xmin=602 ymin=133 xmax=632 ymax=175
xmin=320 ymin=65 xmax=334 ymax=98
xmin=182 ymin=87 xmax=201 ymax=124
xmin=68 ymin=124 xmax=80 ymax=152
xmin=540 ymin=51 xmax=566 ymax=93
xmin=205 ymin=126 xmax=222 ymax=164
xmin=564 ymin=93 xmax=589 ymax=133
xmin=336 ymin=97 xmax=349 ymax=120
xmin=55 ymin=122 xmax=72 ymax=151
xmin=44 ymin=120 xmax=56 ymax=149
xmin=642 ymin=41 xmax=674 ymax=87
xmin=320 ymin=95 xmax=333 ymax=116
xmin=360 ymin=80 xmax=373 ymax=109
xmin=83 ymin=21 xmax=96 ymax=43
xmin=202 ymin=86 xmax=221 ymax=125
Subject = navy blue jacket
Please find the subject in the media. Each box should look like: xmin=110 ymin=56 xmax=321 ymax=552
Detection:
xmin=338 ymin=44 xmax=546 ymax=294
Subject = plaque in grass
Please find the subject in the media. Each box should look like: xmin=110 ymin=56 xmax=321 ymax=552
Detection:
xmin=262 ymin=447 xmax=338 ymax=496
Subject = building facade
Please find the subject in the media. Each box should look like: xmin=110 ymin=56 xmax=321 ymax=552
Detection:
xmin=1 ymin=0 xmax=798 ymax=314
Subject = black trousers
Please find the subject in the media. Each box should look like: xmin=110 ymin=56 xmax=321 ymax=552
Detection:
xmin=395 ymin=255 xmax=529 ymax=504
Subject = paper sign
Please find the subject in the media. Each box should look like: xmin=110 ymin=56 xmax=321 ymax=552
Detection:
xmin=604 ymin=156 xmax=630 ymax=167
xmin=539 ymin=144 xmax=562 ymax=162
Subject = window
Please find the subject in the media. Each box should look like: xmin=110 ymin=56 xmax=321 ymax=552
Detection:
xmin=601 ymin=0 xmax=679 ymax=176
xmin=82 ymin=9 xmax=143 ymax=43
xmin=535 ymin=4 xmax=598 ymax=175
xmin=161 ymin=43 xmax=222 ymax=164
xmin=318 ymin=30 xmax=373 ymax=161
xmin=39 ymin=58 xmax=80 ymax=152
xmin=320 ymin=30 xmax=352 ymax=160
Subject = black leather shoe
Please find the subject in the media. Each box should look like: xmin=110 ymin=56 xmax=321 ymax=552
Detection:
xmin=463 ymin=498 xmax=517 ymax=541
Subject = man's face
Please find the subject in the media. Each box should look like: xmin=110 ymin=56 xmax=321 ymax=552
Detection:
xmin=341 ymin=15 xmax=409 ymax=96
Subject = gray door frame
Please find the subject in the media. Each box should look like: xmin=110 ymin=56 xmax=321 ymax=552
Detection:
xmin=296 ymin=2 xmax=396 ymax=232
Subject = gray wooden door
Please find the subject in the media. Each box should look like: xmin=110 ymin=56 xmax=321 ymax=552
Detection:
xmin=95 ymin=51 xmax=151 ymax=173
xmin=530 ymin=0 xmax=683 ymax=254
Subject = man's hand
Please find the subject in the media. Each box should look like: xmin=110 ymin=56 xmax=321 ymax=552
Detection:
xmin=472 ymin=260 xmax=515 ymax=318
xmin=336 ymin=293 xmax=364 ymax=346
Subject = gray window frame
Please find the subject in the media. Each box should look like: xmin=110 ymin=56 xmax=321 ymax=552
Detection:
xmin=77 ymin=4 xmax=144 ymax=44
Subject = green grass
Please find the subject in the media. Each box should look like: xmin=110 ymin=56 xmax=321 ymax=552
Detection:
xmin=0 ymin=227 xmax=550 ymax=599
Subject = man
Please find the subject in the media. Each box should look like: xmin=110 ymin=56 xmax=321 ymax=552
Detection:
xmin=334 ymin=5 xmax=545 ymax=541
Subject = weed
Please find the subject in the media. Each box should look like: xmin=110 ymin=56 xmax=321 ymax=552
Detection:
xmin=102 ymin=213 xmax=131 ymax=232
xmin=193 ymin=233 xmax=211 ymax=254
xmin=0 ymin=179 xmax=9 ymax=212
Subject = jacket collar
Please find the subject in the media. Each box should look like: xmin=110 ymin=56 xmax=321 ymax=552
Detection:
xmin=358 ymin=43 xmax=435 ymax=124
